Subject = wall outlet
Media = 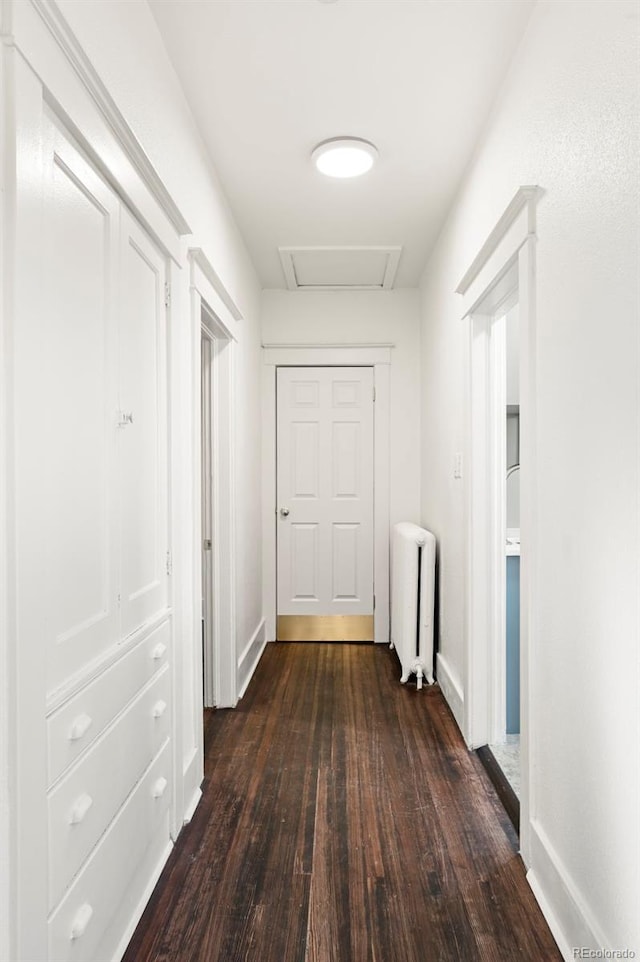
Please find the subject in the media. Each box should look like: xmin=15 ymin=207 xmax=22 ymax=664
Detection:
xmin=454 ymin=452 xmax=463 ymax=479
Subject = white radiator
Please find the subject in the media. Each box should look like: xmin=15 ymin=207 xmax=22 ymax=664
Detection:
xmin=390 ymin=522 xmax=436 ymax=690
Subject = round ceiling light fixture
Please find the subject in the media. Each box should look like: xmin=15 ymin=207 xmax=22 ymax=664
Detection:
xmin=312 ymin=137 xmax=378 ymax=179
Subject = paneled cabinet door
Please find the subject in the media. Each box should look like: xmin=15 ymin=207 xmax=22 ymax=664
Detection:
xmin=42 ymin=111 xmax=120 ymax=696
xmin=118 ymin=209 xmax=170 ymax=639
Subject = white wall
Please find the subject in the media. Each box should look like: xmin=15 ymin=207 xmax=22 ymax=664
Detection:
xmin=0 ymin=13 xmax=11 ymax=960
xmin=419 ymin=0 xmax=639 ymax=956
xmin=261 ymin=289 xmax=422 ymax=529
xmin=54 ymin=0 xmax=264 ymax=677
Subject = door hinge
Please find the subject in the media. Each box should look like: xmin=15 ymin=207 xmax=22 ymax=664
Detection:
xmin=373 ymin=385 xmax=376 ymax=402
xmin=373 ymin=594 xmax=376 ymax=610
xmin=164 ymin=282 xmax=171 ymax=309
xmin=166 ymin=551 xmax=173 ymax=576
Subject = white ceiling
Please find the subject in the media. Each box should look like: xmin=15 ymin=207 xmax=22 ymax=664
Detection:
xmin=149 ymin=0 xmax=535 ymax=289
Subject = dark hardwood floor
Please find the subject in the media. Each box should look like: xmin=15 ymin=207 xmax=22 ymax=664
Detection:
xmin=123 ymin=643 xmax=561 ymax=962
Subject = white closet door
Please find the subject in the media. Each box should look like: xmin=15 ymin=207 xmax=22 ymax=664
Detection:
xmin=118 ymin=209 xmax=169 ymax=638
xmin=42 ymin=114 xmax=120 ymax=695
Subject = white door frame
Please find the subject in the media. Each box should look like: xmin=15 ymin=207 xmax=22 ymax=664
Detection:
xmin=468 ymin=285 xmax=518 ymax=749
xmin=199 ymin=312 xmax=236 ymax=708
xmin=190 ymin=250 xmax=238 ymax=707
xmin=457 ymin=186 xmax=541 ymax=866
xmin=262 ymin=344 xmax=392 ymax=646
xmin=181 ymin=249 xmax=238 ymax=823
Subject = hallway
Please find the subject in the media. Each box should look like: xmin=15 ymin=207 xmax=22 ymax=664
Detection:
xmin=123 ymin=644 xmax=561 ymax=962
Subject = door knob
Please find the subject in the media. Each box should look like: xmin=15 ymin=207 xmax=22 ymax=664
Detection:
xmin=280 ymin=508 xmax=290 ymax=517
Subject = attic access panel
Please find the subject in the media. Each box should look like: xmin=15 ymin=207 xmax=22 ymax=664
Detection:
xmin=279 ymin=246 xmax=402 ymax=291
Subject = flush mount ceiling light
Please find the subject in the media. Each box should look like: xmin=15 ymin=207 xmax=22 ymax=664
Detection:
xmin=312 ymin=137 xmax=378 ymax=179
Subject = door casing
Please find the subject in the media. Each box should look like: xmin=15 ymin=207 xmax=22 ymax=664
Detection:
xmin=183 ymin=250 xmax=239 ymax=826
xmin=457 ymin=186 xmax=541 ymax=869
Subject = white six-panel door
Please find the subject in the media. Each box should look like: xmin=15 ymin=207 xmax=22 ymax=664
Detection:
xmin=276 ymin=367 xmax=374 ymax=634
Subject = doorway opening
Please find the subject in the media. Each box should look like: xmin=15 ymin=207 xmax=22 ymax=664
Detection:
xmin=487 ymin=302 xmax=521 ymax=801
xmin=458 ymin=185 xmax=540 ymax=860
xmin=200 ymin=329 xmax=214 ymax=706
xmin=183 ymin=251 xmax=239 ymax=824
xmin=467 ymin=262 xmax=522 ymax=828
xmin=199 ymin=303 xmax=236 ymax=710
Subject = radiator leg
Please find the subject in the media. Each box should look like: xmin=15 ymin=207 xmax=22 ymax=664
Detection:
xmin=416 ymin=665 xmax=423 ymax=691
xmin=389 ymin=641 xmax=394 ymax=650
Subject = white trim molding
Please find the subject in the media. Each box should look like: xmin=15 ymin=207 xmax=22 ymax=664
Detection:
xmin=182 ymin=786 xmax=202 ymax=826
xmin=189 ymin=247 xmax=243 ymax=326
xmin=0 ymin=27 xmax=15 ymax=962
xmin=177 ymin=246 xmax=240 ymax=834
xmin=527 ymin=820 xmax=609 ymax=961
xmin=456 ymin=186 xmax=542 ymax=297
xmin=263 ymin=344 xmax=392 ymax=366
xmin=435 ymin=653 xmax=465 ymax=734
xmin=262 ymin=343 xmax=392 ymax=646
xmin=29 ymin=0 xmax=191 ymax=237
xmin=237 ymin=620 xmax=267 ymax=699
xmin=189 ymin=250 xmax=238 ymax=709
xmin=110 ymin=840 xmax=174 ymax=962
xmin=9 ymin=0 xmax=187 ymax=263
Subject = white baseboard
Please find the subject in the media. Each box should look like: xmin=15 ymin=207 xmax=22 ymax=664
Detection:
xmin=435 ymin=652 xmax=465 ymax=733
xmin=183 ymin=786 xmax=202 ymax=826
xmin=111 ymin=839 xmax=173 ymax=962
xmin=237 ymin=619 xmax=266 ymax=698
xmin=181 ymin=744 xmax=203 ymax=830
xmin=434 ymin=652 xmax=614 ymax=961
xmin=526 ymin=819 xmax=609 ymax=962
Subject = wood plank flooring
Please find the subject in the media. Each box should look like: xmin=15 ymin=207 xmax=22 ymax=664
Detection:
xmin=123 ymin=643 xmax=561 ymax=962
